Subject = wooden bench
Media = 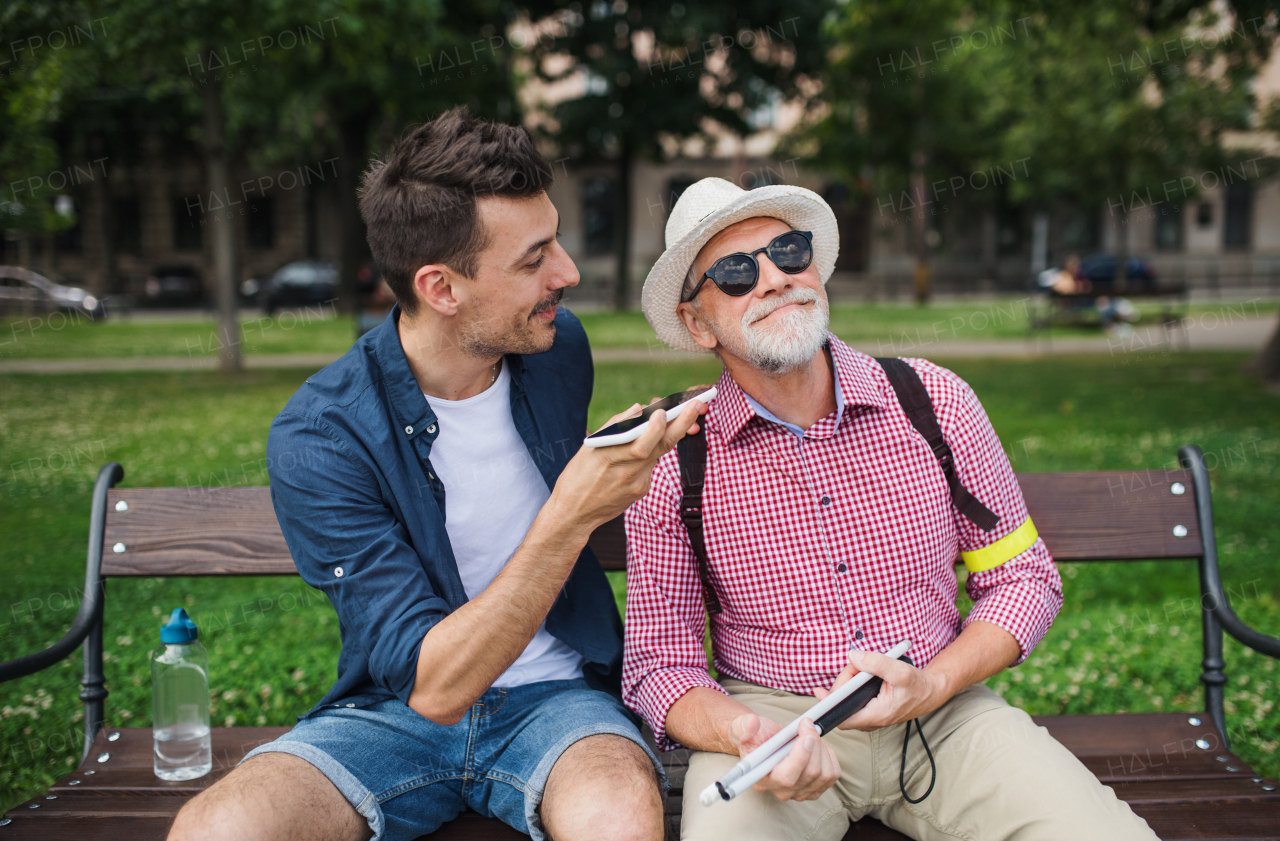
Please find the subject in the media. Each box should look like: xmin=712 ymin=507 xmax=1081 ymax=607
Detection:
xmin=1027 ymin=284 xmax=1190 ymax=346
xmin=3 ymin=445 xmax=1278 ymax=840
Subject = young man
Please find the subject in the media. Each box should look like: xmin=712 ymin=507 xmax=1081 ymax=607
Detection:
xmin=622 ymin=177 xmax=1160 ymax=840
xmin=167 ymin=109 xmax=703 ymax=841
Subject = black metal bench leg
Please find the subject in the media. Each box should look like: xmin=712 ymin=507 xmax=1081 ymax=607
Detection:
xmin=80 ymin=592 xmax=108 ymax=762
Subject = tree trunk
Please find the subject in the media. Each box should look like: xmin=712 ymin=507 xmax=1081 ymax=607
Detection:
xmin=980 ymin=207 xmax=997 ymax=283
xmin=613 ymin=141 xmax=634 ymax=311
xmin=335 ymin=116 xmax=370 ymax=317
xmin=1113 ymin=189 xmax=1129 ymax=294
xmin=911 ymin=150 xmax=930 ymax=305
xmin=202 ymin=72 xmax=242 ymax=373
xmin=1244 ymin=314 xmax=1280 ymax=383
xmin=86 ymin=135 xmax=113 ymax=297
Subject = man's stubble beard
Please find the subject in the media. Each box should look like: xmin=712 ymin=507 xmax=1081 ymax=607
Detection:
xmin=705 ymin=287 xmax=830 ymax=375
xmin=457 ymin=288 xmax=564 ymax=358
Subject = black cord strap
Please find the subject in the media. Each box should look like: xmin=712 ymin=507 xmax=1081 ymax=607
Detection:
xmin=900 ymin=718 xmax=937 ymax=804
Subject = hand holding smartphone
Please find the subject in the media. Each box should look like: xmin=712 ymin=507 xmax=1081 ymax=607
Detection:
xmin=583 ymin=387 xmax=717 ymax=448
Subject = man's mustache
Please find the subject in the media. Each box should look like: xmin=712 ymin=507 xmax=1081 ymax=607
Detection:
xmin=530 ymin=289 xmax=564 ymax=320
xmin=744 ymin=288 xmax=818 ymax=325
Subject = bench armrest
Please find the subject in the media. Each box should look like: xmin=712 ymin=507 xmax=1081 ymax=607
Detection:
xmin=0 ymin=463 xmax=123 ymax=683
xmin=1180 ymin=444 xmax=1280 ymax=661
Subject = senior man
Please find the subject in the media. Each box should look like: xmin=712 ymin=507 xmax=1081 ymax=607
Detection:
xmin=621 ymin=177 xmax=1159 ymax=840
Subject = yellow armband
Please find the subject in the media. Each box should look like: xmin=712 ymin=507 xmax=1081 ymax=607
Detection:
xmin=960 ymin=517 xmax=1039 ymax=573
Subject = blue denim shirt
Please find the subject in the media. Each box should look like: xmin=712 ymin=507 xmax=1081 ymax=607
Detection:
xmin=266 ymin=305 xmax=623 ymax=720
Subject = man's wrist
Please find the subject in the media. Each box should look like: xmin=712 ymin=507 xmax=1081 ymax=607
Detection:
xmin=921 ymin=663 xmax=964 ymax=707
xmin=531 ymin=492 xmax=595 ymax=553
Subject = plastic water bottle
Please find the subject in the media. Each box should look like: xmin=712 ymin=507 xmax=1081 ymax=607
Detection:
xmin=151 ymin=608 xmax=212 ymax=780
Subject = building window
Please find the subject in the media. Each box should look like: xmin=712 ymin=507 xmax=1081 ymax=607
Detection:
xmin=246 ymin=196 xmax=274 ymax=249
xmin=173 ymin=197 xmax=203 ymax=251
xmin=581 ymin=176 xmax=617 ymax=256
xmin=1154 ymin=202 xmax=1183 ymax=250
xmin=112 ymin=197 xmax=142 ymax=255
xmin=1223 ymin=184 xmax=1250 ymax=249
xmin=1196 ymin=201 xmax=1213 ymax=228
xmin=664 ymin=176 xmax=695 ymax=220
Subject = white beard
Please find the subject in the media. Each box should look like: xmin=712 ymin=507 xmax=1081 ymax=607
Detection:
xmin=707 ymin=287 xmax=830 ymax=374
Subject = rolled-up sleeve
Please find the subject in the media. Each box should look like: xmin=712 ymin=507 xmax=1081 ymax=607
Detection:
xmin=622 ymin=454 xmax=727 ymax=751
xmin=268 ymin=413 xmax=451 ymax=704
xmin=911 ymin=359 xmax=1064 ymax=664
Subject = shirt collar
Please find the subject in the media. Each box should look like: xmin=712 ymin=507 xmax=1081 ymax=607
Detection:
xmin=708 ymin=334 xmax=890 ymax=442
xmin=373 ymin=304 xmax=530 ymax=441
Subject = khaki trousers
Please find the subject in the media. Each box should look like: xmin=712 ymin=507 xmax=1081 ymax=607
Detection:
xmin=680 ymin=680 xmax=1158 ymax=841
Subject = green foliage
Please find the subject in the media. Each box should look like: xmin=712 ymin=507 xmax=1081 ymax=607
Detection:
xmin=0 ymin=1 xmax=105 ymax=231
xmin=524 ymin=0 xmax=831 ymax=162
xmin=804 ymin=0 xmax=1274 ymax=215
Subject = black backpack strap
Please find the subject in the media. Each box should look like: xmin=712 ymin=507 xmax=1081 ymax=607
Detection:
xmin=676 ymin=426 xmax=722 ymax=615
xmin=875 ymin=357 xmax=1001 ymax=533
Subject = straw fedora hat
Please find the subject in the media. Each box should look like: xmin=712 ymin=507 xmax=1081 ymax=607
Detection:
xmin=640 ymin=177 xmax=839 ymax=353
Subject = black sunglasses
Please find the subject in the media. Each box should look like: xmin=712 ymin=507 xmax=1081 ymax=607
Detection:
xmin=682 ymin=230 xmax=814 ymax=303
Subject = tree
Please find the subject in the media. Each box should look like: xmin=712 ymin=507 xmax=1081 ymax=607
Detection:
xmin=234 ymin=0 xmax=520 ymax=314
xmin=990 ymin=1 xmax=1271 ymax=292
xmin=803 ymin=0 xmax=1274 ymax=301
xmin=0 ymin=2 xmax=106 ymax=274
xmin=800 ymin=0 xmax=1008 ymax=303
xmin=521 ymin=0 xmax=831 ymax=309
xmin=87 ymin=0 xmax=519 ymax=370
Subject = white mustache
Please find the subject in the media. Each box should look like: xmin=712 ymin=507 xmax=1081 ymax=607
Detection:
xmin=743 ymin=288 xmax=819 ymax=326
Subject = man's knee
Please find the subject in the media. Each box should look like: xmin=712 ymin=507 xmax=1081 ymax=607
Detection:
xmin=543 ymin=735 xmax=663 ymax=841
xmin=167 ymin=752 xmax=370 ymax=841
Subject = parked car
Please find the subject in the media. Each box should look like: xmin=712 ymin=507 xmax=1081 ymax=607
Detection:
xmin=251 ymin=260 xmax=338 ymax=315
xmin=1078 ymin=253 xmax=1158 ymax=292
xmin=0 ymin=266 xmax=105 ymax=320
xmin=138 ymin=265 xmax=205 ymax=307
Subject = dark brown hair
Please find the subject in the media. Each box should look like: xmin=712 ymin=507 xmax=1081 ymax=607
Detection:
xmin=357 ymin=107 xmax=556 ymax=316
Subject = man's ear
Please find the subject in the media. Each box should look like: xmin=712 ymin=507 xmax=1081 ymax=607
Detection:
xmin=413 ymin=264 xmax=460 ymax=317
xmin=676 ymin=301 xmax=719 ymax=351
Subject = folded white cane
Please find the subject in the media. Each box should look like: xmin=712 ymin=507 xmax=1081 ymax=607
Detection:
xmin=699 ymin=639 xmax=913 ymax=806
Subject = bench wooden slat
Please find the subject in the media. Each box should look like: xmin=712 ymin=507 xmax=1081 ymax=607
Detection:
xmin=104 ymin=488 xmax=295 ymax=576
xmin=1133 ymin=802 xmax=1280 ymax=839
xmin=1017 ymin=470 xmax=1201 ymax=561
xmin=12 ymin=792 xmax=1280 ymax=841
xmin=103 ymin=468 xmax=1201 ymax=577
xmin=1109 ymin=779 xmax=1280 ymax=806
xmin=21 ymin=719 xmax=1272 ymax=841
xmin=1029 ymin=711 xmax=1222 ymax=756
xmin=0 ymin=797 xmax=527 ymax=840
xmin=101 ymin=488 xmax=633 ymax=575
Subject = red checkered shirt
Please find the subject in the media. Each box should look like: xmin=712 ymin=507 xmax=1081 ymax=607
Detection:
xmin=622 ymin=336 xmax=1063 ymax=750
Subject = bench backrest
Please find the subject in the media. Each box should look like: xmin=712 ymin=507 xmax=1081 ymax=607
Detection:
xmin=102 ymin=469 xmax=1203 ymax=577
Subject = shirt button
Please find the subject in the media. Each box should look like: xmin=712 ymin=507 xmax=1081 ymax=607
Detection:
xmin=820 ymin=496 xmax=831 ymax=506
xmin=855 ymin=630 xmax=864 ymax=640
xmin=404 ymin=425 xmax=413 ymax=435
xmin=427 ymin=424 xmax=437 ymax=434
xmin=837 ymin=563 xmax=848 ymax=572
xmin=334 ymin=567 xmax=344 ymax=578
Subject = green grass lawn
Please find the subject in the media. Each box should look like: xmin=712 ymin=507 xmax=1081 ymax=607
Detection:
xmin=2 ymin=298 xmax=1274 ymax=360
xmin=1 ymin=352 xmax=1277 ymax=814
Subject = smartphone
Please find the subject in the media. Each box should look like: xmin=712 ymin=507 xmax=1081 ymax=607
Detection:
xmin=583 ymin=387 xmax=717 ymax=449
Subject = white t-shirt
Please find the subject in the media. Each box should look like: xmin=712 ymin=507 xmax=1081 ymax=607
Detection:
xmin=423 ymin=361 xmax=585 ymax=688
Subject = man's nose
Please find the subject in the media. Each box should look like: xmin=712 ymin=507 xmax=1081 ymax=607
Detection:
xmin=550 ymin=242 xmax=580 ymax=290
xmin=755 ymin=251 xmax=794 ymax=295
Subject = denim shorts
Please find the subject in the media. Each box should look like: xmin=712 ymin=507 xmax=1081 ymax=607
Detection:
xmin=240 ymin=679 xmax=664 ymax=841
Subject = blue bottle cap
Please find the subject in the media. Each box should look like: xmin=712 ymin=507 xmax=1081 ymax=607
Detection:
xmin=160 ymin=608 xmax=198 ymax=644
